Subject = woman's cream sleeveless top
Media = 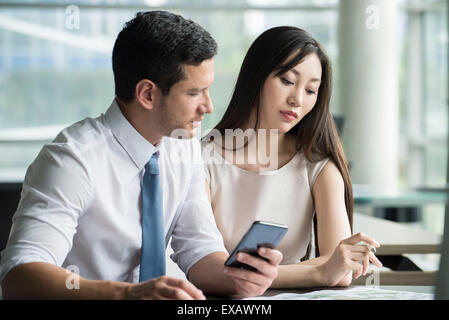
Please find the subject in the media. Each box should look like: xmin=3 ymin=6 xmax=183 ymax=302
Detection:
xmin=202 ymin=141 xmax=329 ymax=264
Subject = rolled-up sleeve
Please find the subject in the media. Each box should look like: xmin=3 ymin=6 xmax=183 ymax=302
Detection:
xmin=169 ymin=141 xmax=227 ymax=276
xmin=0 ymin=143 xmax=92 ymax=283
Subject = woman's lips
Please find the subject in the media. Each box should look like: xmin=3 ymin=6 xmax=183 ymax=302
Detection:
xmin=280 ymin=111 xmax=298 ymax=122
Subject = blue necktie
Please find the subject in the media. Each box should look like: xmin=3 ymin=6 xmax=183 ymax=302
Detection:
xmin=139 ymin=153 xmax=166 ymax=282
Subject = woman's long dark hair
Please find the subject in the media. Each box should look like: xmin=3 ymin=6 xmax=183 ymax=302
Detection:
xmin=212 ymin=26 xmax=353 ymax=232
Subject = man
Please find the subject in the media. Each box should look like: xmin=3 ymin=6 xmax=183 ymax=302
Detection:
xmin=0 ymin=11 xmax=282 ymax=299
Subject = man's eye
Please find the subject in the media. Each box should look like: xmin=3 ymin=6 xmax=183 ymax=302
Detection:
xmin=188 ymin=92 xmax=199 ymax=96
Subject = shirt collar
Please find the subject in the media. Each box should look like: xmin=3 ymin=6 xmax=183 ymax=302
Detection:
xmin=104 ymin=99 xmax=158 ymax=170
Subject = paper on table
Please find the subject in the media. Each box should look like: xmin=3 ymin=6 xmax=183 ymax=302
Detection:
xmin=244 ymin=287 xmax=434 ymax=300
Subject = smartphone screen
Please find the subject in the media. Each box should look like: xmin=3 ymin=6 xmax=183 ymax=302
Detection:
xmin=224 ymin=220 xmax=288 ymax=271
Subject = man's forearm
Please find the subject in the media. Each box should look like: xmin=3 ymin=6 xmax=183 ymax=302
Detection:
xmin=1 ymin=262 xmax=130 ymax=299
xmin=187 ymin=252 xmax=238 ymax=297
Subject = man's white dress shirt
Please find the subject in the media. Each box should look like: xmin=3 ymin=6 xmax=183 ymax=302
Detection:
xmin=0 ymin=99 xmax=226 ymax=284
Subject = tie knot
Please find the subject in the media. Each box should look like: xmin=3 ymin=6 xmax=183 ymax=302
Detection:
xmin=145 ymin=153 xmax=159 ymax=174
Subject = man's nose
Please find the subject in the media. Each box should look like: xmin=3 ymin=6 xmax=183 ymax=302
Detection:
xmin=201 ymin=92 xmax=214 ymax=114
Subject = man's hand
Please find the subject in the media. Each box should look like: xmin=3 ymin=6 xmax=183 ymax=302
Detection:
xmin=2 ymin=262 xmax=205 ymax=300
xmin=125 ymin=276 xmax=206 ymax=300
xmin=223 ymin=247 xmax=283 ymax=298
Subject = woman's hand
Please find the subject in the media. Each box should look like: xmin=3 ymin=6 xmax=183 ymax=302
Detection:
xmin=319 ymin=232 xmax=383 ymax=287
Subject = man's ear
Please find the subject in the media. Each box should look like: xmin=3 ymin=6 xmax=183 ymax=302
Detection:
xmin=135 ymin=79 xmax=159 ymax=110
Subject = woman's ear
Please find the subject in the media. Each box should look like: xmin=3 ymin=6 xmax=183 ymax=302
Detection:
xmin=135 ymin=79 xmax=159 ymax=110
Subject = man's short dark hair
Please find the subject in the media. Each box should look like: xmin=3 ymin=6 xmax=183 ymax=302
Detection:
xmin=112 ymin=11 xmax=217 ymax=102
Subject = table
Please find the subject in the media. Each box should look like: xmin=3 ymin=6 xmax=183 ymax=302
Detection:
xmin=352 ymin=213 xmax=441 ymax=285
xmin=353 ymin=213 xmax=441 ymax=255
xmin=263 ymin=285 xmax=434 ymax=296
xmin=206 ymin=285 xmax=434 ymax=300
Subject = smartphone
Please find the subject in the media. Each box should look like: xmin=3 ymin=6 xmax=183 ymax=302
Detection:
xmin=224 ymin=220 xmax=288 ymax=271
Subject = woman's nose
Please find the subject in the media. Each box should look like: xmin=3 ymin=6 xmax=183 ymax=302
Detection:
xmin=288 ymin=90 xmax=303 ymax=108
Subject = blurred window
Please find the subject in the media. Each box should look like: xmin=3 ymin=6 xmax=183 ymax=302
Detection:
xmin=0 ymin=0 xmax=339 ymax=181
xmin=0 ymin=0 xmax=447 ymax=208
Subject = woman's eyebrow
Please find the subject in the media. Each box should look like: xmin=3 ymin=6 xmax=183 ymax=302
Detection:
xmin=289 ymin=69 xmax=321 ymax=83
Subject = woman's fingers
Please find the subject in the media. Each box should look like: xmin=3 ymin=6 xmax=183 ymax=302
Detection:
xmin=342 ymin=233 xmax=383 ymax=275
xmin=322 ymin=233 xmax=383 ymax=285
xmin=345 ymin=244 xmax=374 ymax=253
xmin=348 ymin=251 xmax=366 ymax=261
xmin=346 ymin=251 xmax=367 ymax=275
xmin=347 ymin=246 xmax=383 ymax=276
xmin=347 ymin=246 xmax=383 ymax=267
xmin=342 ymin=232 xmax=380 ymax=248
xmin=369 ymin=251 xmax=383 ymax=268
xmin=362 ymin=252 xmax=370 ymax=276
xmin=348 ymin=260 xmax=363 ymax=279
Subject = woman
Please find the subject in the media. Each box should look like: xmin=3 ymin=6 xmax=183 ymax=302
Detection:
xmin=202 ymin=26 xmax=382 ymax=288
